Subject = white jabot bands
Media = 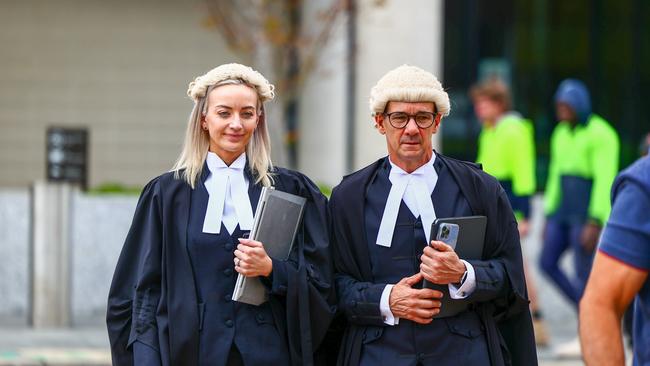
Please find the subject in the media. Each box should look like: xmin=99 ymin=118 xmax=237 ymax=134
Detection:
xmin=376 ymin=155 xmax=438 ymax=247
xmin=202 ymin=152 xmax=254 ymax=234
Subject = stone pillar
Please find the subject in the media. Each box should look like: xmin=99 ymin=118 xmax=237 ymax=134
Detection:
xmin=31 ymin=181 xmax=73 ymax=327
xmin=297 ymin=0 xmax=349 ymax=187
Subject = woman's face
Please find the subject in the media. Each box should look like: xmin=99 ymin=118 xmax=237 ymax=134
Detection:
xmin=203 ymin=84 xmax=259 ymax=164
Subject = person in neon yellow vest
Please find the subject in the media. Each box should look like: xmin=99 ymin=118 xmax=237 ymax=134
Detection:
xmin=540 ymin=79 xmax=619 ymax=309
xmin=472 ymin=79 xmax=536 ymax=229
xmin=470 ymin=78 xmax=548 ymax=346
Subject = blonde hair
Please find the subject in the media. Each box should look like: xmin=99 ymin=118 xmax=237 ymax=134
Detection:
xmin=172 ymin=64 xmax=276 ymax=188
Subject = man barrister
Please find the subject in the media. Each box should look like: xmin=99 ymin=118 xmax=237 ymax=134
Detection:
xmin=329 ymin=65 xmax=537 ymax=365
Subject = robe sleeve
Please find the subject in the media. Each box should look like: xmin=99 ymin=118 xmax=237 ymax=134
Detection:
xmin=448 ymin=157 xmax=536 ymax=365
xmin=330 ymin=204 xmax=387 ymax=326
xmin=465 ymin=191 xmax=518 ymax=303
xmin=334 ymin=274 xmax=388 ymax=327
xmin=106 ymin=178 xmax=163 ymax=366
xmin=482 ymin=184 xmax=537 ymax=365
xmin=472 ymin=181 xmax=530 ymax=318
xmin=133 ymin=341 xmax=162 ymax=365
xmin=259 ymin=257 xmax=290 ymax=295
xmin=274 ymin=170 xmax=337 ymax=366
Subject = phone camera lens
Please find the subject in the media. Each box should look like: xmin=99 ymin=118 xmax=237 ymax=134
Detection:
xmin=441 ymin=226 xmax=449 ymax=239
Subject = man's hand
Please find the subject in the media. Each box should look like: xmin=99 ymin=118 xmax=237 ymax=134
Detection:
xmin=518 ymin=219 xmax=530 ymax=238
xmin=580 ymin=222 xmax=602 ymax=253
xmin=389 ymin=273 xmax=444 ymax=324
xmin=420 ymin=241 xmax=466 ymax=285
xmin=234 ymin=238 xmax=273 ymax=277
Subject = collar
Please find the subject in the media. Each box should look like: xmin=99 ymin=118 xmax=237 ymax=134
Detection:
xmin=377 ymin=153 xmax=438 ymax=247
xmin=387 ymin=153 xmax=437 ymax=194
xmin=202 ymin=152 xmax=254 ymax=234
xmin=206 ymin=151 xmax=247 ymax=172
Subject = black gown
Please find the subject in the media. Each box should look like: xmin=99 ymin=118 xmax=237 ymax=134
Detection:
xmin=106 ymin=164 xmax=336 ymax=366
xmin=329 ymin=153 xmax=537 ymax=366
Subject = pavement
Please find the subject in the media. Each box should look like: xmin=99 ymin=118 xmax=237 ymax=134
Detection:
xmin=0 ymin=196 xmax=629 ymax=365
xmin=0 ymin=328 xmax=110 ymax=365
xmin=0 ymin=325 xmax=585 ymax=366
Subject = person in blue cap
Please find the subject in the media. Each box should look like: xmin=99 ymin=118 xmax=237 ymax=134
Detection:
xmin=540 ymin=79 xmax=619 ymax=356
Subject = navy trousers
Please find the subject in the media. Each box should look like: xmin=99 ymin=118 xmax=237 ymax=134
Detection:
xmin=539 ymin=218 xmax=594 ymax=306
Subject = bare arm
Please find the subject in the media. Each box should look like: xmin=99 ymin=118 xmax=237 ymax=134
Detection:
xmin=579 ymin=252 xmax=648 ymax=365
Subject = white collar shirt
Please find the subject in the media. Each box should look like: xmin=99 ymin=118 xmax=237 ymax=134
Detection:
xmin=376 ymin=153 xmax=438 ymax=247
xmin=202 ymin=152 xmax=254 ymax=235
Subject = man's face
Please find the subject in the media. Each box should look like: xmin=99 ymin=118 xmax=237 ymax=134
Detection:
xmin=375 ymin=101 xmax=441 ymax=170
xmin=473 ymin=96 xmax=504 ymax=125
xmin=556 ymin=102 xmax=577 ymax=123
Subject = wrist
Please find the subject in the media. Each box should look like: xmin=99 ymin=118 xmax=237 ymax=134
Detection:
xmin=263 ymin=257 xmax=273 ymax=277
xmin=454 ymin=271 xmax=467 ymax=286
xmin=455 ymin=262 xmax=467 ymax=284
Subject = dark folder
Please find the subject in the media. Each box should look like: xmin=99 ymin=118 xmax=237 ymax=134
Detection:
xmin=232 ymin=187 xmax=306 ymax=305
xmin=422 ymin=216 xmax=487 ymax=318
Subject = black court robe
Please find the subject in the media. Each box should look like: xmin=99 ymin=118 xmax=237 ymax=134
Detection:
xmin=329 ymin=153 xmax=537 ymax=366
xmin=106 ymin=166 xmax=336 ymax=366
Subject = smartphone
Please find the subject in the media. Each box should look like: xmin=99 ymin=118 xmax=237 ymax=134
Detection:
xmin=434 ymin=222 xmax=459 ymax=250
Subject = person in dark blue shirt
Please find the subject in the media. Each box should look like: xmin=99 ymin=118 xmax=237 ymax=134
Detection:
xmin=579 ymin=156 xmax=650 ymax=365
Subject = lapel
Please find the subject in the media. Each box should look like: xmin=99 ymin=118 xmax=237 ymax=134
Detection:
xmin=436 ymin=153 xmax=482 ymax=216
xmin=341 ymin=159 xmax=384 ymax=280
xmin=244 ymin=165 xmax=263 ymax=212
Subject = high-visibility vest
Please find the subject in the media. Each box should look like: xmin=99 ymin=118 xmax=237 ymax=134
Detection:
xmin=543 ymin=114 xmax=620 ymax=224
xmin=477 ymin=114 xmax=536 ymax=220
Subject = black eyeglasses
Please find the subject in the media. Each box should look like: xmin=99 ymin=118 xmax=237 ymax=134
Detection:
xmin=384 ymin=112 xmax=437 ymax=129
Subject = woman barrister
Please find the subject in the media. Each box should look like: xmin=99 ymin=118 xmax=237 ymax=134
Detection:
xmin=106 ymin=63 xmax=335 ymax=366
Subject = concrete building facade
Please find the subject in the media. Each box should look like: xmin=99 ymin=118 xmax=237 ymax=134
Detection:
xmin=0 ymin=0 xmax=445 ymax=189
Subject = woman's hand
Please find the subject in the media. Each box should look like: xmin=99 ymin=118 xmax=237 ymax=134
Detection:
xmin=234 ymin=238 xmax=273 ymax=277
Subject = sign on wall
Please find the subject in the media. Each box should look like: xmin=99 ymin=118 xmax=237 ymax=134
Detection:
xmin=46 ymin=127 xmax=88 ymax=190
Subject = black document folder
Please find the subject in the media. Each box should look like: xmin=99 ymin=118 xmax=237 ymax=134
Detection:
xmin=422 ymin=216 xmax=487 ymax=318
xmin=232 ymin=187 xmax=306 ymax=305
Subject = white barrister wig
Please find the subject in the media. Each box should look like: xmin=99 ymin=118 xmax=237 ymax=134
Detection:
xmin=187 ymin=63 xmax=275 ymax=102
xmin=369 ymin=65 xmax=450 ymax=117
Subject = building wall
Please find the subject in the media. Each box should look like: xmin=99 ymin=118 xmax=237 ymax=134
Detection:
xmin=71 ymin=193 xmax=137 ymax=325
xmin=0 ymin=190 xmax=30 ymax=324
xmin=0 ymin=188 xmax=139 ymax=325
xmin=1 ymin=0 xmax=447 ymax=189
xmin=0 ymin=0 xmax=238 ymax=188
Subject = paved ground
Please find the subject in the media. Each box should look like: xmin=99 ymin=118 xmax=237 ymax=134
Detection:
xmin=0 ymin=328 xmax=110 ymax=365
xmin=0 ymin=196 xmax=628 ymax=365
xmin=0 ymin=325 xmax=585 ymax=366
